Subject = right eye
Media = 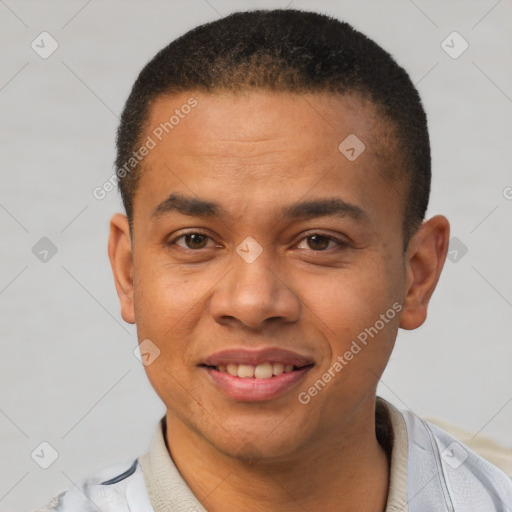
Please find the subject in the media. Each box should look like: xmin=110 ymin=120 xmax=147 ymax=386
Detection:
xmin=170 ymin=232 xmax=211 ymax=250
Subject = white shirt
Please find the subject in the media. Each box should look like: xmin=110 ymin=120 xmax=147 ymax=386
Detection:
xmin=36 ymin=398 xmax=512 ymax=511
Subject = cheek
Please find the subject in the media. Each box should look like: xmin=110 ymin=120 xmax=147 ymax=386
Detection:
xmin=305 ymin=264 xmax=398 ymax=328
xmin=300 ymin=255 xmax=404 ymax=374
xmin=134 ymin=253 xmax=201 ymax=324
xmin=132 ymin=262 xmax=197 ymax=364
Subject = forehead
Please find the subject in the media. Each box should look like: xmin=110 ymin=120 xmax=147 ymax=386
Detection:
xmin=134 ymin=90 xmax=403 ymax=225
xmin=145 ymin=90 xmax=382 ymax=159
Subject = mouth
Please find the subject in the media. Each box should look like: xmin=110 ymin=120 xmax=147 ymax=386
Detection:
xmin=200 ymin=348 xmax=314 ymax=402
xmin=200 ymin=362 xmax=309 ymax=378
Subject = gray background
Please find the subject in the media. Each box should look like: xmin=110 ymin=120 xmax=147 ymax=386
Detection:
xmin=1 ymin=0 xmax=511 ymax=510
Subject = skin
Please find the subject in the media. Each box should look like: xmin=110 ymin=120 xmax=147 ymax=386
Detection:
xmin=109 ymin=90 xmax=450 ymax=511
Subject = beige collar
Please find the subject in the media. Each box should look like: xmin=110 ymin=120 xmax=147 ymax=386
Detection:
xmin=138 ymin=398 xmax=408 ymax=511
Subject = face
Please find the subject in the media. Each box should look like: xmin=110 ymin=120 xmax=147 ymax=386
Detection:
xmin=109 ymin=90 xmax=448 ymax=462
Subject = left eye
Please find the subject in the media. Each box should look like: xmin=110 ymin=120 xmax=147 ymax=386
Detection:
xmin=297 ymin=234 xmax=345 ymax=251
xmin=173 ymin=233 xmax=215 ymax=250
xmin=169 ymin=232 xmax=346 ymax=252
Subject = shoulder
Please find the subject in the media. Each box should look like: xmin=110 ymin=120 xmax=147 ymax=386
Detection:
xmin=399 ymin=406 xmax=512 ymax=510
xmin=34 ymin=458 xmax=154 ymax=512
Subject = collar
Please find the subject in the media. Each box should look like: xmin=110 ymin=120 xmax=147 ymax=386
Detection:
xmin=138 ymin=398 xmax=408 ymax=511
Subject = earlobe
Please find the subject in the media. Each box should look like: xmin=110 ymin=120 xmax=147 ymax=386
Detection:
xmin=108 ymin=213 xmax=136 ymax=324
xmin=399 ymin=215 xmax=450 ymax=330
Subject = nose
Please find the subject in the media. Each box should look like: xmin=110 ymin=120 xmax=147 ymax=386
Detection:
xmin=208 ymin=249 xmax=301 ymax=331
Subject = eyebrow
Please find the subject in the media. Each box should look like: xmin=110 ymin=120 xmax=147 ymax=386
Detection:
xmin=151 ymin=192 xmax=366 ymax=222
xmin=281 ymin=197 xmax=365 ymax=222
xmin=152 ymin=193 xmax=225 ymax=218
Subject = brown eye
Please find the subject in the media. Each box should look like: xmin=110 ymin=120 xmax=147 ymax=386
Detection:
xmin=183 ymin=233 xmax=208 ymax=249
xmin=306 ymin=235 xmax=331 ymax=250
xmin=172 ymin=233 xmax=211 ymax=249
xmin=296 ymin=233 xmax=348 ymax=252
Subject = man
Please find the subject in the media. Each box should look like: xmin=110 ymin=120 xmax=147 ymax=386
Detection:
xmin=38 ymin=9 xmax=512 ymax=512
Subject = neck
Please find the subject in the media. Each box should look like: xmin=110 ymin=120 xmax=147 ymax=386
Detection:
xmin=165 ymin=397 xmax=390 ymax=512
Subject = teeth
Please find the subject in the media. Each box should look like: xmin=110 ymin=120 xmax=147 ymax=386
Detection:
xmin=216 ymin=362 xmax=297 ymax=378
xmin=227 ymin=363 xmax=238 ymax=376
xmin=238 ymin=364 xmax=254 ymax=378
xmin=272 ymin=363 xmax=284 ymax=376
xmin=254 ymin=363 xmax=273 ymax=379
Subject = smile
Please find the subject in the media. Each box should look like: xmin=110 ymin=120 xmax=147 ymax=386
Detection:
xmin=205 ymin=362 xmax=306 ymax=379
xmin=200 ymin=348 xmax=314 ymax=401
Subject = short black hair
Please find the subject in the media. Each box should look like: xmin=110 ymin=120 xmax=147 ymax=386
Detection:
xmin=115 ymin=9 xmax=430 ymax=245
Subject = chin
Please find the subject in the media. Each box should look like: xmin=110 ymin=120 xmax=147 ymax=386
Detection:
xmin=204 ymin=420 xmax=309 ymax=464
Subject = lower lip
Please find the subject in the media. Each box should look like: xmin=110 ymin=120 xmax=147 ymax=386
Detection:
xmin=203 ymin=366 xmax=312 ymax=402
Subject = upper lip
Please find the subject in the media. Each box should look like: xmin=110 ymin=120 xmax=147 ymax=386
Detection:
xmin=202 ymin=348 xmax=314 ymax=367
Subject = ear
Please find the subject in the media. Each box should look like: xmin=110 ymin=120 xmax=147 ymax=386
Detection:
xmin=400 ymin=215 xmax=450 ymax=330
xmin=108 ymin=213 xmax=135 ymax=324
